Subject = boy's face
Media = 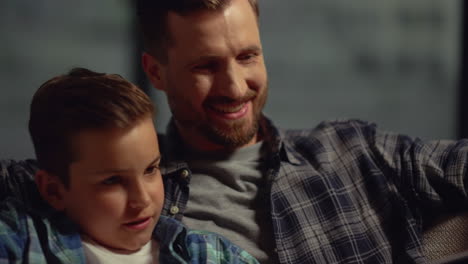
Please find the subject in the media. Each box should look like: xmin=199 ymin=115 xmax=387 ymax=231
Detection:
xmin=59 ymin=116 xmax=163 ymax=252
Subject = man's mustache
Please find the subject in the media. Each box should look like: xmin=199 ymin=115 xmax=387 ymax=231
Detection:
xmin=204 ymin=89 xmax=258 ymax=105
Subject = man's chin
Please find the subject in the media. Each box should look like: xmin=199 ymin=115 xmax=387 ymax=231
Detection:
xmin=203 ymin=121 xmax=259 ymax=149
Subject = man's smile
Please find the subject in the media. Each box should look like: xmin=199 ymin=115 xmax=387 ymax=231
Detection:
xmin=206 ymin=102 xmax=250 ymax=120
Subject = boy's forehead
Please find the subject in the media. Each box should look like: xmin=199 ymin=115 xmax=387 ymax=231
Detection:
xmin=86 ymin=155 xmax=161 ymax=175
xmin=68 ymin=118 xmax=160 ymax=177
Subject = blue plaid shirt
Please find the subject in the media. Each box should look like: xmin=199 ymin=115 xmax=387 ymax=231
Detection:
xmin=159 ymin=118 xmax=468 ymax=264
xmin=0 ymin=161 xmax=259 ymax=264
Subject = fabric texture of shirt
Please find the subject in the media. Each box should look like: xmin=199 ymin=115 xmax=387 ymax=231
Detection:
xmin=159 ymin=117 xmax=468 ymax=264
xmin=0 ymin=160 xmax=259 ymax=264
xmin=182 ymin=142 xmax=276 ymax=263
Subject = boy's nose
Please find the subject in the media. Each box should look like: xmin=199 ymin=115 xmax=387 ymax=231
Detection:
xmin=128 ymin=181 xmax=151 ymax=209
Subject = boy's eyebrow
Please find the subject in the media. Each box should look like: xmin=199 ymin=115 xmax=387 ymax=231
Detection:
xmin=92 ymin=155 xmax=161 ymax=175
xmin=149 ymin=155 xmax=161 ymax=166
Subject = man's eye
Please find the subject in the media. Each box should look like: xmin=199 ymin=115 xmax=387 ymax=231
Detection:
xmin=192 ymin=62 xmax=217 ymax=72
xmin=238 ymin=53 xmax=257 ymax=63
xmin=101 ymin=176 xmax=121 ymax=185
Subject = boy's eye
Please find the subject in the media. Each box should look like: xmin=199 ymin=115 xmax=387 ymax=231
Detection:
xmin=144 ymin=165 xmax=159 ymax=175
xmin=101 ymin=176 xmax=121 ymax=185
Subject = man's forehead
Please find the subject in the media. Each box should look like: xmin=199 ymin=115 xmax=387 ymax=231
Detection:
xmin=166 ymin=2 xmax=258 ymax=41
xmin=165 ymin=0 xmax=256 ymax=31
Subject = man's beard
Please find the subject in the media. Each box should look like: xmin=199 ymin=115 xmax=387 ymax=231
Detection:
xmin=169 ymin=85 xmax=267 ymax=150
xmin=201 ymin=110 xmax=261 ymax=149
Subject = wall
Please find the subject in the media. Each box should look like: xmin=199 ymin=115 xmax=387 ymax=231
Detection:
xmin=0 ymin=0 xmax=462 ymax=160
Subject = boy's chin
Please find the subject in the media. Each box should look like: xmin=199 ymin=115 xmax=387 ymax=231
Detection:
xmin=84 ymin=233 xmax=153 ymax=254
xmin=117 ymin=234 xmax=154 ymax=253
xmin=105 ymin=238 xmax=153 ymax=254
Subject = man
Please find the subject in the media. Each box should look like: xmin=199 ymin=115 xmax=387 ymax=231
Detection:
xmin=136 ymin=0 xmax=468 ymax=263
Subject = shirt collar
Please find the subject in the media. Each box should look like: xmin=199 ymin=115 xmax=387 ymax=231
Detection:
xmin=153 ymin=216 xmax=188 ymax=262
xmin=153 ymin=215 xmax=185 ymax=244
xmin=159 ymin=115 xmax=302 ymax=168
xmin=260 ymin=116 xmax=302 ymax=165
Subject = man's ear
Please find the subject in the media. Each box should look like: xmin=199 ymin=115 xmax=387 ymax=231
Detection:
xmin=142 ymin=52 xmax=166 ymax=92
xmin=34 ymin=170 xmax=67 ymax=211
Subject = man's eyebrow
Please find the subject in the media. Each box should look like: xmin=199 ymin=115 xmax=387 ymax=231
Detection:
xmin=241 ymin=45 xmax=262 ymax=54
xmin=188 ymin=45 xmax=263 ymax=65
xmin=188 ymin=55 xmax=219 ymax=65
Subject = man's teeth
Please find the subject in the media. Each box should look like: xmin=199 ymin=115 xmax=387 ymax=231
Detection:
xmin=211 ymin=103 xmax=245 ymax=113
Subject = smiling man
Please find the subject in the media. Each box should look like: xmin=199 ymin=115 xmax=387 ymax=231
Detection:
xmin=142 ymin=0 xmax=267 ymax=151
xmin=135 ymin=0 xmax=468 ymax=263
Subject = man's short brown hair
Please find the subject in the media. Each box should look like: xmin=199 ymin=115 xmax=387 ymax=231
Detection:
xmin=28 ymin=68 xmax=154 ymax=186
xmin=135 ymin=0 xmax=259 ymax=63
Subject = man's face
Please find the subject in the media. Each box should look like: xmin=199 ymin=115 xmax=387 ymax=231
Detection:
xmin=144 ymin=0 xmax=268 ymax=152
xmin=61 ymin=117 xmax=163 ymax=252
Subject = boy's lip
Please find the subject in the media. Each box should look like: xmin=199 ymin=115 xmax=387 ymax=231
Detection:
xmin=123 ymin=217 xmax=152 ymax=230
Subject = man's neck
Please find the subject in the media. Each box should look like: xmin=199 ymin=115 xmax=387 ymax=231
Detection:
xmin=175 ymin=125 xmax=262 ymax=153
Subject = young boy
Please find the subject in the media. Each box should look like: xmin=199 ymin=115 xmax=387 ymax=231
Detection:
xmin=0 ymin=68 xmax=259 ymax=264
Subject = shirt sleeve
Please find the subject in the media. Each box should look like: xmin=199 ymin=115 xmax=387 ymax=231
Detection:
xmin=0 ymin=200 xmax=30 ymax=263
xmin=371 ymin=125 xmax=468 ymax=215
xmin=185 ymin=230 xmax=260 ymax=264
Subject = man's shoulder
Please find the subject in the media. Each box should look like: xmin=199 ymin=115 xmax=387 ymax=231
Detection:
xmin=276 ymin=119 xmax=390 ymax=164
xmin=281 ymin=119 xmax=378 ymax=141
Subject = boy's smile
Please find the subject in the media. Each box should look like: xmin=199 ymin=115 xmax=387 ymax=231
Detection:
xmin=54 ymin=116 xmax=163 ymax=252
xmin=124 ymin=217 xmax=153 ymax=230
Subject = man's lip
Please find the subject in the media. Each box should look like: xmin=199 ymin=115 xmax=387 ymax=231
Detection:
xmin=205 ymin=101 xmax=250 ymax=120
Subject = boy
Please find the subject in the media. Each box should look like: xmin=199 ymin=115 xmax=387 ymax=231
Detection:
xmin=0 ymin=68 xmax=259 ymax=264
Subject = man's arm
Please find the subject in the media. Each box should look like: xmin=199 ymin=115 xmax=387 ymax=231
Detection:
xmin=0 ymin=159 xmax=39 ymax=205
xmin=370 ymin=123 xmax=468 ymax=217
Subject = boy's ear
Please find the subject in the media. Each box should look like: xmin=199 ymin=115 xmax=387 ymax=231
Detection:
xmin=142 ymin=52 xmax=166 ymax=92
xmin=34 ymin=170 xmax=67 ymax=211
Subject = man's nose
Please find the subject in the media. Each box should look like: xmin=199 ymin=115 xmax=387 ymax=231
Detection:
xmin=128 ymin=179 xmax=151 ymax=210
xmin=216 ymin=61 xmax=248 ymax=99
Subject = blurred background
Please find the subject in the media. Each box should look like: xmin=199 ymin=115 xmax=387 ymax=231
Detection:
xmin=0 ymin=0 xmax=466 ymax=159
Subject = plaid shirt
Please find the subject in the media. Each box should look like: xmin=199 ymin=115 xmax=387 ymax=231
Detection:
xmin=0 ymin=160 xmax=259 ymax=264
xmin=159 ymin=118 xmax=468 ymax=264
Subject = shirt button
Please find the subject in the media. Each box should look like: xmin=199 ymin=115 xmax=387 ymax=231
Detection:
xmin=180 ymin=169 xmax=190 ymax=179
xmin=170 ymin=206 xmax=179 ymax=215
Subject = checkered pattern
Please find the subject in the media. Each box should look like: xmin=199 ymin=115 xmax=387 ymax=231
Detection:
xmin=160 ymin=118 xmax=468 ymax=264
xmin=0 ymin=160 xmax=259 ymax=264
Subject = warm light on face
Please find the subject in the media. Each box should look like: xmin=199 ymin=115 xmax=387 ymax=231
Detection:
xmin=61 ymin=117 xmax=163 ymax=252
xmin=147 ymin=0 xmax=268 ymax=152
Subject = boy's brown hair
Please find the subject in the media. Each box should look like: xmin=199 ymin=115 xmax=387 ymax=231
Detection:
xmin=28 ymin=68 xmax=154 ymax=187
xmin=135 ymin=0 xmax=259 ymax=63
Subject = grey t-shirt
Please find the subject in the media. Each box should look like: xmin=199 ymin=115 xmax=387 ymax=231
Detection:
xmin=182 ymin=142 xmax=277 ymax=263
